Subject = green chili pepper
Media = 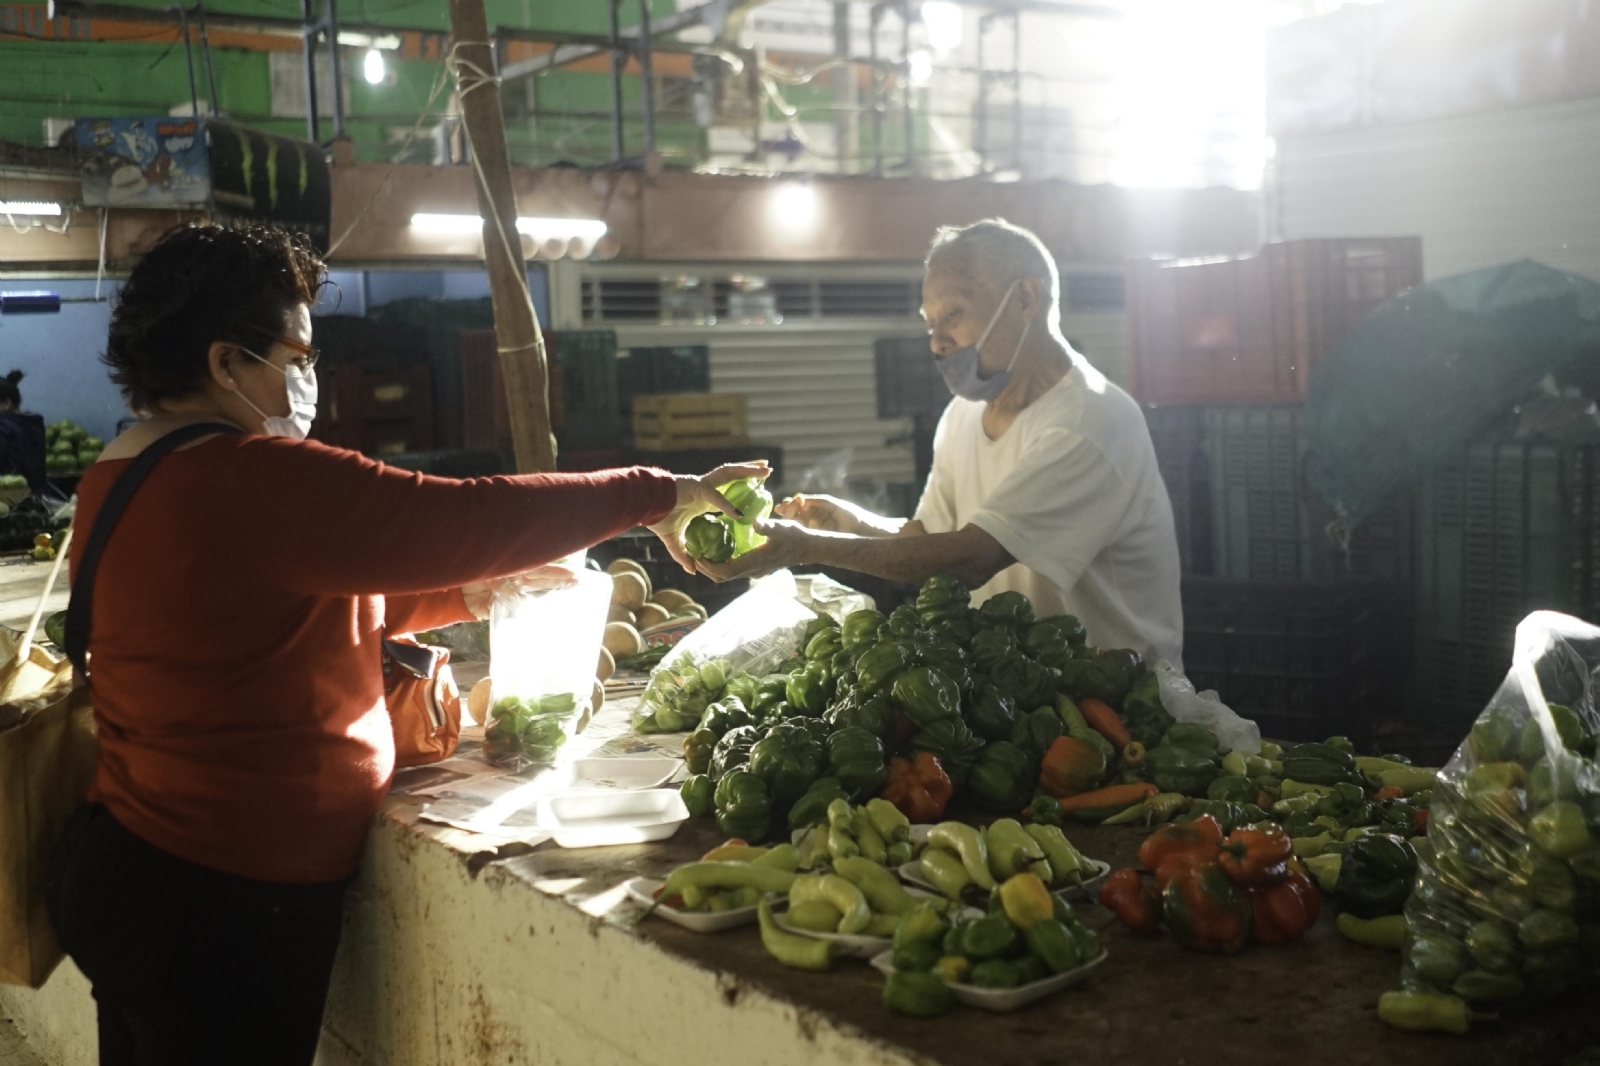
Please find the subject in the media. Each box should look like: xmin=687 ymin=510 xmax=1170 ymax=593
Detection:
xmin=1451 ymin=968 xmax=1524 ymax=1003
xmin=1377 ymin=991 xmax=1471 ymax=1034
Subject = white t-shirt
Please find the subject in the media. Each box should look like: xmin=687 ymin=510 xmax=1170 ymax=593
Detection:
xmin=913 ymin=358 xmax=1184 ymax=668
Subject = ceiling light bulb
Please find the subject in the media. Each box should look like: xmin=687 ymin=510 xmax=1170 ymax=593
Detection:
xmin=363 ymin=48 xmax=386 ymax=86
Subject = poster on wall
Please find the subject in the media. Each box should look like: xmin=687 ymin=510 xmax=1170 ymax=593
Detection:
xmin=206 ymin=121 xmax=332 ymax=253
xmin=76 ymin=116 xmax=210 ymax=207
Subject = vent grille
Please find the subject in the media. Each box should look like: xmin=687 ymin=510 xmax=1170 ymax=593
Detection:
xmin=1065 ymin=272 xmax=1126 ymax=311
xmin=582 ymin=279 xmax=661 ymax=322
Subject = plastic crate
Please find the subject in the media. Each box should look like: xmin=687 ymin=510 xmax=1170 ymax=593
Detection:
xmin=632 ymin=394 xmax=749 ymax=451
xmin=1181 ymin=577 xmax=1387 ymax=744
xmin=874 ymin=336 xmax=948 ymax=420
xmin=552 ymin=329 xmax=625 ymax=450
xmin=1143 ymin=406 xmax=1210 ymax=574
xmin=1409 ymin=437 xmax=1600 ymax=733
xmin=1127 ymin=237 xmax=1423 ymax=405
xmin=619 ymin=345 xmax=711 ymax=419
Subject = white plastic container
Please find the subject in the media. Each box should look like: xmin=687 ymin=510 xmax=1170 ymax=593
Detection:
xmin=625 ymin=877 xmax=763 ymax=933
xmin=563 ymin=757 xmax=683 ymax=791
xmin=538 ymin=788 xmax=688 ymax=848
xmin=870 ymin=948 xmax=1109 ymax=1011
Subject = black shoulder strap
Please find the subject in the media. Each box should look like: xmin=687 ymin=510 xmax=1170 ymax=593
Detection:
xmin=64 ymin=423 xmax=241 ymax=674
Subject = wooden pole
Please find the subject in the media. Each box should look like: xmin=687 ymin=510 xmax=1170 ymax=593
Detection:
xmin=445 ymin=0 xmax=557 ymax=473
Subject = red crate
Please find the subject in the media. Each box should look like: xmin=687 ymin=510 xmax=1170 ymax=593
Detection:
xmin=1127 ymin=237 xmax=1422 ymax=405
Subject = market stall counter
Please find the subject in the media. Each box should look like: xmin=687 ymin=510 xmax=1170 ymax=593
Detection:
xmin=4 ymin=690 xmax=1599 ymax=1066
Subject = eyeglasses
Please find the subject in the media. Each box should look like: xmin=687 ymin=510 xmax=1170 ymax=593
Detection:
xmin=242 ymin=326 xmax=319 ymax=373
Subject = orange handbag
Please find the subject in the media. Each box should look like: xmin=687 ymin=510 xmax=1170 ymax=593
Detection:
xmin=382 ymin=636 xmax=463 ymax=768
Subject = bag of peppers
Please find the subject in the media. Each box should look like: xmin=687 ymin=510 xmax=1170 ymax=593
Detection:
xmin=1395 ymin=611 xmax=1600 ymax=1028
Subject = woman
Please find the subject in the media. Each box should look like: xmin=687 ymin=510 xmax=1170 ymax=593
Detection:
xmin=47 ymin=222 xmax=763 ymax=1066
xmin=0 ymin=369 xmax=48 ymax=495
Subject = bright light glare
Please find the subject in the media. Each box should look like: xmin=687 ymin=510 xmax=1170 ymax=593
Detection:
xmin=1111 ymin=0 xmax=1271 ymax=190
xmin=908 ymin=49 xmax=934 ymax=87
xmin=410 ymin=213 xmax=608 ymax=241
xmin=770 ymin=184 xmax=817 ymax=233
xmin=0 ymin=201 xmax=62 ymax=216
xmin=921 ymin=2 xmax=963 ymax=56
xmin=362 ymin=48 xmax=386 ymax=86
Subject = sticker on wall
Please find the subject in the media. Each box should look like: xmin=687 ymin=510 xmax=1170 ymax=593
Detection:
xmin=76 ymin=116 xmax=210 ymax=208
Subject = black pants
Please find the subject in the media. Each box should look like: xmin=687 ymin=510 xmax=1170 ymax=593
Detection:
xmin=47 ymin=805 xmax=348 ymax=1066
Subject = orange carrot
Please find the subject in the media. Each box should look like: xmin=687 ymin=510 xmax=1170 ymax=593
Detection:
xmin=1054 ymin=781 xmax=1159 ymax=814
xmin=1372 ymin=785 xmax=1405 ymax=802
xmin=1079 ymin=697 xmax=1132 ymax=749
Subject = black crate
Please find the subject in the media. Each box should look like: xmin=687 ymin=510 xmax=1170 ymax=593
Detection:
xmin=1181 ymin=577 xmax=1389 ymax=744
xmin=552 ymin=330 xmax=625 ymax=449
xmin=873 ymin=336 xmax=947 ymax=420
xmin=619 ymin=345 xmax=711 ymax=418
xmin=1144 ymin=406 xmax=1210 ymax=575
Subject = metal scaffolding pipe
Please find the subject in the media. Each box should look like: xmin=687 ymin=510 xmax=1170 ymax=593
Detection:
xmin=195 ymin=4 xmax=220 ymax=114
xmin=608 ymin=0 xmax=625 ymax=162
xmin=170 ymin=4 xmax=200 ymax=119
xmin=324 ymin=0 xmax=346 ymax=140
xmin=636 ymin=0 xmax=656 ymax=156
xmin=300 ymin=0 xmax=319 ymax=143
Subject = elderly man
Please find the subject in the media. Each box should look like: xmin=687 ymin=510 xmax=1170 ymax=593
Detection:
xmin=703 ymin=218 xmax=1183 ymax=666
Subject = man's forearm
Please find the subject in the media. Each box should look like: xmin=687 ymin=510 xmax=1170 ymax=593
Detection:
xmin=840 ymin=501 xmax=907 ymax=538
xmin=803 ymin=525 xmax=1010 ymax=588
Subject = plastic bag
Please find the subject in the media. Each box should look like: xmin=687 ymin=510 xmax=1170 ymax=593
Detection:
xmin=634 ymin=570 xmax=814 ymax=733
xmin=1402 ymin=610 xmax=1600 ymax=1009
xmin=1154 ymin=661 xmax=1261 ymax=755
xmin=795 ymin=572 xmax=876 ymax=623
xmin=485 ymin=563 xmax=613 ymax=769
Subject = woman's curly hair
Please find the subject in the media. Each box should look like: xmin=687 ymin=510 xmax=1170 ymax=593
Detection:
xmin=105 ymin=223 xmax=325 ymax=411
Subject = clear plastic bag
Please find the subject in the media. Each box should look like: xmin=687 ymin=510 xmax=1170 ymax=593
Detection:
xmin=485 ymin=563 xmax=614 ymax=769
xmin=634 ymin=569 xmax=814 ymax=733
xmin=1154 ymin=661 xmax=1262 ymax=755
xmin=1402 ymin=610 xmax=1600 ymax=1009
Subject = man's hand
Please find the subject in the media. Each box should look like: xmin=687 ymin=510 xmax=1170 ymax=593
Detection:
xmin=647 ymin=461 xmax=772 ymax=574
xmin=774 ymin=493 xmax=858 ymax=533
xmin=696 ymin=518 xmax=817 ymax=582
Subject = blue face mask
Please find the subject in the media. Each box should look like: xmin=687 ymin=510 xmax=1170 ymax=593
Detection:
xmin=934 ymin=279 xmax=1030 ymax=403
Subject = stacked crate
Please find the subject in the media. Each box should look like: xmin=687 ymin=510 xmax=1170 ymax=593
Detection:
xmin=1132 ymin=237 xmax=1424 ymax=744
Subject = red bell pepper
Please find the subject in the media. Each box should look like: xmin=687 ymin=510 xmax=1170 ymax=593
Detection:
xmin=1099 ymin=867 xmax=1162 ymax=933
xmin=1246 ymin=870 xmax=1320 ymax=945
xmin=880 ymin=752 xmax=953 ymax=824
xmin=1162 ymin=859 xmax=1252 ymax=954
xmin=1217 ymin=826 xmax=1293 ymax=888
xmin=1137 ymin=814 xmax=1224 ymax=876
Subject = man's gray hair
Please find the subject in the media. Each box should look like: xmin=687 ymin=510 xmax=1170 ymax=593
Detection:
xmin=925 ymin=218 xmax=1060 ymax=312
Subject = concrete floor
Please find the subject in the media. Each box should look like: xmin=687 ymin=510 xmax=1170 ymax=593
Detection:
xmin=0 ymin=1015 xmax=44 ymax=1066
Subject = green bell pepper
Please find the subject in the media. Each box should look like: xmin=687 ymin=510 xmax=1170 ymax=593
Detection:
xmin=1519 ymin=908 xmax=1580 ymax=952
xmin=747 ymin=721 xmax=825 ymax=808
xmin=803 ymin=614 xmax=840 ymax=643
xmin=714 ymin=769 xmax=772 ymax=841
xmin=1518 ymin=704 xmax=1584 ymax=765
xmin=910 ymin=717 xmax=985 ymax=788
xmin=855 ymin=642 xmax=913 ymax=696
xmin=1010 ymin=705 xmax=1065 ymax=756
xmin=1145 ymin=743 xmax=1220 ymax=796
xmin=701 ymin=698 xmax=753 ymax=737
xmin=1407 ymin=933 xmax=1466 ymax=987
xmin=1335 ymin=833 xmax=1418 ymax=919
xmin=723 ymin=673 xmax=759 ymax=709
xmin=988 ymin=653 xmax=1056 ymax=710
xmin=891 ymin=666 xmax=961 ymax=727
xmin=1531 ymin=801 xmax=1593 ymax=859
xmin=1469 ymin=702 xmax=1521 ymax=764
xmin=968 ymin=959 xmax=1022 ymax=988
xmin=967 ymin=684 xmax=1020 ymax=742
xmin=915 ymin=573 xmax=971 ymax=626
xmin=969 ymin=741 xmax=1033 ymax=813
xmin=883 ymin=971 xmax=954 ymax=1016
xmin=1161 ymin=722 xmax=1219 ymax=755
xmin=1025 ymin=917 xmax=1083 ymax=973
xmin=827 ymin=726 xmax=887 ymax=800
xmin=1119 ymin=672 xmax=1173 ymax=747
xmin=1029 ymin=793 xmax=1065 ymax=826
xmin=893 ymin=901 xmax=950 ymax=948
xmin=885 ymin=603 xmax=922 ymax=638
xmin=827 ymin=693 xmax=896 ymax=740
xmin=788 ymin=777 xmax=849 ymax=831
xmin=708 ymin=724 xmax=760 ymax=780
xmin=961 ymin=915 xmax=1018 ymax=960
xmin=1024 ymin=628 xmax=1072 ymax=670
xmin=1452 ymin=968 xmax=1524 ymax=1003
xmin=683 ymin=728 xmax=718 ymax=775
xmin=1181 ymin=800 xmax=1249 ymax=835
xmin=752 ymin=677 xmax=789 ymax=720
xmin=1058 ymin=648 xmax=1143 ymax=707
xmin=1031 ymin=614 xmax=1087 ymax=649
xmin=977 ymin=590 xmax=1035 ymax=629
xmin=805 ymin=628 xmax=844 ymax=663
xmin=1281 ymin=742 xmax=1360 ymax=786
xmin=679 ymin=773 xmax=714 ymax=818
xmin=1207 ymin=774 xmax=1257 ymax=804
xmin=891 ymin=939 xmax=943 ymax=973
xmin=841 ymin=608 xmax=887 ymax=651
xmin=683 ymin=513 xmax=735 ymax=563
xmin=785 ymin=661 xmax=833 ymax=717
xmin=971 ymin=628 xmax=1019 ymax=672
xmin=1466 ymin=919 xmax=1519 ymax=973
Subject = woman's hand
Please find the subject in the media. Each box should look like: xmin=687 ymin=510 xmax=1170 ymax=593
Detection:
xmin=648 ymin=460 xmax=772 ymax=573
xmin=696 ymin=518 xmax=818 ymax=582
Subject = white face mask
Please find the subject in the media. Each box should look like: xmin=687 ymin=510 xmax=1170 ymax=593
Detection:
xmin=233 ymin=347 xmax=318 ymax=440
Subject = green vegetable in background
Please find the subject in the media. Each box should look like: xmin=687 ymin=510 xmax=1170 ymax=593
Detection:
xmin=708 ymin=724 xmax=760 ymax=780
xmin=1207 ymin=775 xmax=1257 ymax=804
xmin=1530 ymin=801 xmax=1592 ymax=858
xmin=679 ymin=774 xmax=714 ymax=818
xmin=911 ymin=717 xmax=986 ymax=788
xmin=827 ymin=692 xmax=896 ymax=740
xmin=856 ymin=642 xmax=914 ymax=696
xmin=1281 ymin=742 xmax=1360 ymax=786
xmin=1452 ymin=969 xmax=1524 ymax=1004
xmin=841 ymin=609 xmax=887 ymax=651
xmin=988 ymin=653 xmax=1056 ymax=710
xmin=1059 ymin=648 xmax=1143 ymax=707
xmin=1029 ymin=794 xmax=1065 ymax=827
xmin=683 ymin=728 xmax=718 ymax=775
xmin=806 ymin=627 xmax=844 ymax=663
xmin=1519 ymin=909 xmax=1580 ymax=953
xmin=1145 ymin=743 xmax=1220 ymax=796
xmin=962 ymin=915 xmax=1019 ymax=960
xmin=785 ymin=661 xmax=833 ymax=716
xmin=1407 ymin=933 xmax=1466 ymax=986
xmin=883 ymin=971 xmax=954 ymax=1017
xmin=1028 ymin=614 xmax=1086 ymax=651
xmin=915 ymin=573 xmax=971 ymax=627
xmin=892 ymin=666 xmax=961 ymax=727
xmin=885 ymin=603 xmax=922 ymax=638
xmin=683 ymin=513 xmax=735 ymax=563
xmin=1335 ymin=834 xmax=1417 ymax=919
xmin=714 ymin=769 xmax=772 ymax=842
xmin=968 ymin=959 xmax=1022 ymax=988
xmin=1010 ymin=706 xmax=1065 ymax=757
xmin=828 ymin=726 xmax=887 ymax=800
xmin=747 ymin=720 xmax=825 ymax=808
xmin=701 ymin=698 xmax=753 ymax=737
xmin=1120 ymin=673 xmax=1174 ymax=748
xmin=977 ymin=591 xmax=1035 ymax=629
xmin=1161 ymin=722 xmax=1218 ymax=755
xmin=969 ymin=741 xmax=1033 ymax=813
xmin=971 ymin=628 xmax=1020 ymax=672
xmin=1026 ymin=918 xmax=1084 ymax=973
xmin=788 ymin=777 xmax=849 ymax=831
xmin=752 ymin=677 xmax=788 ymax=719
xmin=719 ymin=477 xmax=773 ymax=555
xmin=967 ymin=684 xmax=1020 ymax=742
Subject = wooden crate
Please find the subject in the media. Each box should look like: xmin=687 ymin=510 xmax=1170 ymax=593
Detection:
xmin=632 ymin=394 xmax=748 ymax=451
